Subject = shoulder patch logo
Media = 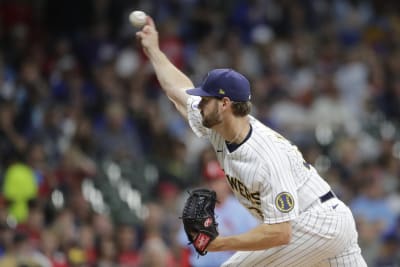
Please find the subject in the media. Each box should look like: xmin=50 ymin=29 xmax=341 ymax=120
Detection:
xmin=275 ymin=192 xmax=294 ymax=213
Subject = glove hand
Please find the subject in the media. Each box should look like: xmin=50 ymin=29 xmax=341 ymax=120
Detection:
xmin=181 ymin=188 xmax=219 ymax=255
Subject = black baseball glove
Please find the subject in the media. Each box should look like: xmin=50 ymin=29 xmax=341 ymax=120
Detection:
xmin=181 ymin=188 xmax=219 ymax=255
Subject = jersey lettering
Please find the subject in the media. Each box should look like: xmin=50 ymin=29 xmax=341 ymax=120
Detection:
xmin=226 ymin=175 xmax=262 ymax=212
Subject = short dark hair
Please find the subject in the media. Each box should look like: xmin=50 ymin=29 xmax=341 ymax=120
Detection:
xmin=231 ymin=101 xmax=252 ymax=117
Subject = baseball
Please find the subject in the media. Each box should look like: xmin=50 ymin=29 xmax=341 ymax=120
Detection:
xmin=129 ymin=10 xmax=147 ymax=28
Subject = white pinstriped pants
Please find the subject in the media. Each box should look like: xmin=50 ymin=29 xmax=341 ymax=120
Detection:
xmin=222 ymin=198 xmax=367 ymax=267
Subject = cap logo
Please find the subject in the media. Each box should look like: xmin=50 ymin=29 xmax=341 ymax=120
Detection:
xmin=218 ymin=89 xmax=225 ymax=95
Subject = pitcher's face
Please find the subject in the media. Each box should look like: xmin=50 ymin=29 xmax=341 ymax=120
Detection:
xmin=198 ymin=97 xmax=223 ymax=128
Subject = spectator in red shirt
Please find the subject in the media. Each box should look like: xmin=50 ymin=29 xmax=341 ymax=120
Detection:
xmin=116 ymin=224 xmax=140 ymax=267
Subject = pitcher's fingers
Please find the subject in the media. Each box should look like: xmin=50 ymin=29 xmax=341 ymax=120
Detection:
xmin=142 ymin=25 xmax=152 ymax=34
xmin=146 ymin=16 xmax=156 ymax=28
xmin=136 ymin=31 xmax=145 ymax=39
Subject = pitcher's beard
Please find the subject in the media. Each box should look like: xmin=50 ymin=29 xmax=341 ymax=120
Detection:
xmin=202 ymin=112 xmax=222 ymax=128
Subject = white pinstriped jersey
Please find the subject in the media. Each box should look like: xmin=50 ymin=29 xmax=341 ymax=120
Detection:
xmin=186 ymin=96 xmax=366 ymax=266
xmin=187 ymin=96 xmax=367 ymax=267
xmin=187 ymin=96 xmax=331 ymax=223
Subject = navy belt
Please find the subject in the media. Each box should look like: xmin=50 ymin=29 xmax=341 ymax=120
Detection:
xmin=319 ymin=191 xmax=335 ymax=203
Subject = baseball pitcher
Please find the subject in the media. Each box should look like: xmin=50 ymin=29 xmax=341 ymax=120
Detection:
xmin=136 ymin=15 xmax=367 ymax=267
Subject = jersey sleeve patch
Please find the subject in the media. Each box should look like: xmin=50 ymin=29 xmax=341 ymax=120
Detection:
xmin=275 ymin=192 xmax=294 ymax=213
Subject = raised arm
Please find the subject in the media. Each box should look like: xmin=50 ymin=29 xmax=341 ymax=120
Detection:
xmin=136 ymin=16 xmax=194 ymax=119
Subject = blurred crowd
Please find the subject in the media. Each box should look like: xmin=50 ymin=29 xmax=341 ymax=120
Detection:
xmin=0 ymin=0 xmax=400 ymax=266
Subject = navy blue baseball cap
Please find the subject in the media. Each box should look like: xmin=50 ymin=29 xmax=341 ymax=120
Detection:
xmin=186 ymin=69 xmax=251 ymax=102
